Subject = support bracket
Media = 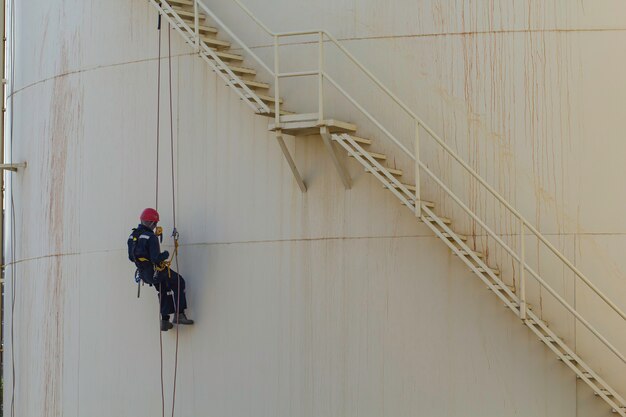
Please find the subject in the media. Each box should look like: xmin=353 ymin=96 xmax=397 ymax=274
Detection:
xmin=0 ymin=162 xmax=26 ymax=172
xmin=320 ymin=127 xmax=351 ymax=189
xmin=275 ymin=130 xmax=306 ymax=193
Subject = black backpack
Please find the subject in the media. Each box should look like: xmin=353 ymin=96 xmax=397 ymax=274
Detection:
xmin=127 ymin=228 xmax=143 ymax=264
xmin=128 ymin=228 xmax=152 ymax=289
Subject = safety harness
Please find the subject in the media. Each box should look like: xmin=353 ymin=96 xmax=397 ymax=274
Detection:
xmin=127 ymin=226 xmax=176 ymax=286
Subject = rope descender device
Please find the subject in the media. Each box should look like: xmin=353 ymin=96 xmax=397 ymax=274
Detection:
xmin=171 ymin=227 xmax=180 ymax=253
xmin=156 ymin=228 xmax=180 ymax=279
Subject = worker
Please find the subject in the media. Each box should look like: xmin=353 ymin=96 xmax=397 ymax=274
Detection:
xmin=128 ymin=208 xmax=194 ymax=331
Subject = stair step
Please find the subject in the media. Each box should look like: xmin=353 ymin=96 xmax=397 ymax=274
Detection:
xmin=187 ymin=22 xmax=219 ymax=35
xmin=231 ymin=78 xmax=270 ymax=90
xmin=367 ymin=166 xmax=403 ymax=176
xmin=527 ymin=317 xmax=549 ymax=327
xmin=202 ymin=36 xmax=231 ymax=49
xmin=455 ymin=249 xmax=484 ymax=259
xmin=557 ymin=354 xmax=577 ymax=363
xmin=424 ymin=216 xmax=452 ymax=225
xmin=544 ymin=335 xmax=563 ymax=343
xmin=243 ymin=92 xmax=283 ymax=104
xmin=611 ymin=407 xmax=626 ymax=413
xmin=170 ymin=8 xmax=206 ymax=21
xmin=576 ymin=372 xmax=595 ymax=380
xmin=393 ymin=183 xmax=416 ymax=192
xmin=349 ymin=151 xmax=387 ymax=161
xmin=594 ymin=389 xmax=613 ymax=397
xmin=399 ymin=200 xmax=436 ymax=210
xmin=277 ymin=113 xmax=319 ymax=123
xmin=484 ymin=275 xmax=516 ymax=293
xmin=351 ymin=135 xmax=373 ymax=146
xmin=221 ymin=64 xmax=256 ymax=76
xmin=442 ymin=232 xmax=467 ymax=242
xmin=387 ymin=184 xmax=435 ymax=201
xmin=488 ymin=282 xmax=515 ymax=292
xmin=387 ymin=185 xmax=437 ymax=209
xmin=507 ymin=302 xmax=534 ymax=311
xmin=475 ymin=266 xmax=501 ymax=276
xmin=164 ymin=0 xmax=193 ymax=6
xmin=212 ymin=49 xmax=244 ymax=61
xmin=257 ymin=108 xmax=295 ymax=117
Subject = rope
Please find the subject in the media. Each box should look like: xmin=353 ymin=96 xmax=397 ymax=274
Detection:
xmin=156 ymin=14 xmax=162 ymax=211
xmin=155 ymin=13 xmax=166 ymax=417
xmin=9 ymin=0 xmax=17 ymax=415
xmin=154 ymin=17 xmax=181 ymax=417
xmin=167 ymin=22 xmax=182 ymax=417
xmin=153 ymin=13 xmax=182 ymax=417
xmin=168 ymin=25 xmax=176 ymax=230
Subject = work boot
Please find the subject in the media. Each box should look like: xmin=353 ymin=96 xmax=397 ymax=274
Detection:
xmin=173 ymin=312 xmax=194 ymax=325
xmin=160 ymin=320 xmax=174 ymax=331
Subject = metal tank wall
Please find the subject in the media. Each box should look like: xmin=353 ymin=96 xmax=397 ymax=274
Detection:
xmin=4 ymin=0 xmax=625 ymax=416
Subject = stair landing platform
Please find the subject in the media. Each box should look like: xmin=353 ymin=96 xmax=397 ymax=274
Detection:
xmin=269 ymin=117 xmax=357 ymax=136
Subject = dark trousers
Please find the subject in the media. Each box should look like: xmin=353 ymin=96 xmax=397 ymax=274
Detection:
xmin=138 ymin=266 xmax=188 ymax=320
xmin=155 ymin=269 xmax=188 ymax=320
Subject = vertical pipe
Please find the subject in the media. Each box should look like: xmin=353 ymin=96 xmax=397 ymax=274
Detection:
xmin=318 ymin=31 xmax=324 ymax=124
xmin=414 ymin=120 xmax=421 ymax=218
xmin=273 ymin=35 xmax=280 ymax=126
xmin=193 ymin=0 xmax=199 ymax=52
xmin=519 ymin=218 xmax=527 ymax=319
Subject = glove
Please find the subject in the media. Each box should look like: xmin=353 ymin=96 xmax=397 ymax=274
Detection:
xmin=156 ymin=251 xmax=170 ymax=264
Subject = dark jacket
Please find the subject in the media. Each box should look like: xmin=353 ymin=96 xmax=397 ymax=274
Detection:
xmin=132 ymin=224 xmax=169 ymax=281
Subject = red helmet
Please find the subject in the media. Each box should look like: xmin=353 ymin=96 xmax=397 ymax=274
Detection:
xmin=140 ymin=208 xmax=160 ymax=223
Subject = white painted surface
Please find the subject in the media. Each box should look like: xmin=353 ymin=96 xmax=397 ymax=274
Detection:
xmin=4 ymin=0 xmax=626 ymax=416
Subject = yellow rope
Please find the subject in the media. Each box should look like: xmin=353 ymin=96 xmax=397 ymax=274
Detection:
xmin=155 ymin=238 xmax=179 ymax=277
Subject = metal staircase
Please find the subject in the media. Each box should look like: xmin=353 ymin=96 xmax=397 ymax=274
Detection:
xmin=146 ymin=0 xmax=626 ymax=414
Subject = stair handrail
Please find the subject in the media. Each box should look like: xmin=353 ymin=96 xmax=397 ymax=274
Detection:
xmin=201 ymin=0 xmax=626 ymax=323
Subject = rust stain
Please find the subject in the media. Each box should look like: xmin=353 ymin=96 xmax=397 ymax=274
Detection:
xmin=41 ymin=33 xmax=83 ymax=416
xmin=521 ymin=1 xmax=580 ymax=316
xmin=423 ymin=1 xmax=584 ymax=302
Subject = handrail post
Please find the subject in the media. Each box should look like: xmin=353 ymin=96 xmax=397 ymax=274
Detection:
xmin=519 ymin=217 xmax=527 ymax=320
xmin=194 ymin=0 xmax=199 ymax=52
xmin=318 ymin=31 xmax=324 ymax=124
xmin=274 ymin=35 xmax=280 ymax=127
xmin=414 ymin=120 xmax=421 ymax=217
